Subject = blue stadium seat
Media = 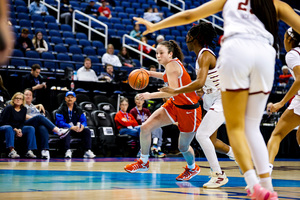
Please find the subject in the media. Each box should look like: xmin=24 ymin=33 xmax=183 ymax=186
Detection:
xmin=125 ymin=8 xmax=135 ymax=14
xmin=15 ymin=0 xmax=27 ymax=6
xmin=83 ymin=46 xmax=96 ymax=55
xmin=80 ymin=2 xmax=89 ymax=9
xmin=131 ymin=2 xmax=140 ymax=9
xmin=176 ymin=26 xmax=185 ymax=31
xmin=12 ymin=49 xmax=24 ymax=57
xmin=17 ymin=13 xmax=30 ymax=20
xmin=135 ymin=8 xmax=144 ymax=16
xmin=44 ymin=61 xmax=56 ymax=69
xmin=60 ymin=24 xmax=72 ymax=32
xmin=65 ymin=37 xmax=77 ymax=46
xmin=76 ymin=33 xmax=88 ymax=40
xmin=128 ymin=13 xmax=138 ymax=19
xmin=28 ymin=60 xmax=43 ymax=67
xmin=98 ymin=49 xmax=106 ymax=56
xmin=147 ymin=39 xmax=155 ymax=46
xmin=122 ymin=19 xmax=132 ymax=26
xmin=184 ymin=56 xmax=193 ymax=64
xmin=165 ymin=35 xmax=175 ymax=41
xmin=54 ymin=45 xmax=68 ymax=53
xmin=34 ymin=28 xmax=48 ymax=37
xmin=132 ymin=59 xmax=141 ymax=68
xmin=121 ymin=1 xmax=131 ymax=8
xmin=31 ymin=14 xmax=44 ymax=22
xmin=10 ymin=59 xmax=26 ymax=67
xmin=41 ymin=52 xmax=55 ymax=60
xmin=88 ymin=55 xmax=100 ymax=64
xmin=110 ymin=17 xmax=121 ymax=24
xmin=62 ymin=31 xmax=74 ymax=38
xmin=16 ymin=6 xmax=28 ymax=13
xmin=44 ymin=15 xmax=57 ymax=23
xmin=97 ymin=16 xmax=109 ymax=23
xmin=141 ymin=4 xmax=150 ymax=10
xmin=57 ymin=53 xmax=72 ymax=69
xmin=25 ymin=50 xmax=40 ymax=58
xmin=47 ymin=23 xmax=59 ymax=30
xmin=33 ymin=21 xmax=46 ymax=29
xmin=118 ymin=12 xmax=128 ymax=19
xmin=72 ymin=54 xmax=85 ymax=63
xmin=50 ymin=36 xmax=64 ymax=44
xmin=70 ymin=1 xmax=80 ymax=8
xmin=159 ymin=29 xmax=170 ymax=35
xmin=172 ymin=30 xmax=181 ymax=36
xmin=19 ymin=19 xmax=31 ymax=27
xmin=10 ymin=12 xmax=16 ymax=19
xmin=69 ymin=45 xmax=82 ymax=54
xmin=114 ymin=7 xmax=123 ymax=13
xmin=148 ymin=0 xmax=156 ymax=6
xmin=126 ymin=24 xmax=134 ymax=32
xmin=78 ymin=39 xmax=91 ymax=47
xmin=108 ymin=29 xmax=118 ymax=38
xmin=113 ymin=23 xmax=125 ymax=30
xmin=117 ymin=30 xmax=127 ymax=37
xmin=49 ymin=30 xmax=61 ymax=37
xmin=92 ymin=41 xmax=104 ymax=49
xmin=176 ymin=36 xmax=185 ymax=43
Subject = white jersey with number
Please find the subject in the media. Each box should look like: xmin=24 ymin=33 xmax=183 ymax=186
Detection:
xmin=222 ymin=0 xmax=274 ymax=45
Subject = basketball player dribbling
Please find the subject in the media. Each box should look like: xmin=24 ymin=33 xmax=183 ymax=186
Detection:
xmin=132 ymin=0 xmax=300 ymax=199
xmin=124 ymin=40 xmax=203 ymax=182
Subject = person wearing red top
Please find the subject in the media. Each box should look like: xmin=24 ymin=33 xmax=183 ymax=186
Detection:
xmin=98 ymin=0 xmax=112 ymax=19
xmin=278 ymin=65 xmax=293 ymax=85
xmin=114 ymin=97 xmax=140 ymax=137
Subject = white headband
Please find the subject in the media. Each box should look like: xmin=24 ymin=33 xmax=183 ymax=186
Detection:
xmin=287 ymin=27 xmax=294 ymax=39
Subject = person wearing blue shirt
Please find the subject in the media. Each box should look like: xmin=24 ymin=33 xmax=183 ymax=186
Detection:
xmin=55 ymin=91 xmax=95 ymax=158
xmin=29 ymin=0 xmax=49 ymax=16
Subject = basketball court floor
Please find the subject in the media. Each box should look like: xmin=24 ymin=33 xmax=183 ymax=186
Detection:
xmin=0 ymin=157 xmax=299 ymax=199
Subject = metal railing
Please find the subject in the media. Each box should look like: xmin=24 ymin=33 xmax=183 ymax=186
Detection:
xmin=122 ymin=34 xmax=160 ymax=69
xmin=154 ymin=0 xmax=185 ymax=12
xmin=28 ymin=0 xmax=61 ymax=23
xmin=295 ymin=8 xmax=300 ymax=15
xmin=200 ymin=15 xmax=224 ymax=31
xmin=72 ymin=10 xmax=108 ymax=48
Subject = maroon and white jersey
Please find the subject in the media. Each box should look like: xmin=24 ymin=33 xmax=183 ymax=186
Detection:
xmin=286 ymin=47 xmax=300 ymax=97
xmin=196 ymin=48 xmax=220 ymax=95
xmin=222 ymin=0 xmax=273 ymax=45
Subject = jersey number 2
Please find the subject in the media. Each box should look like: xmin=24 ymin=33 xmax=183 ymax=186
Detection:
xmin=238 ymin=0 xmax=252 ymax=13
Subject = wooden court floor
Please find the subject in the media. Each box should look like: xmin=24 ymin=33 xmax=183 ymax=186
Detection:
xmin=0 ymin=157 xmax=299 ymax=200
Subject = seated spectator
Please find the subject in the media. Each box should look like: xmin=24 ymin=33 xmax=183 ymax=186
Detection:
xmin=0 ymin=92 xmax=37 ymax=158
xmin=156 ymin=34 xmax=165 ymax=46
xmin=129 ymin=94 xmax=165 ymax=158
xmin=85 ymin=0 xmax=99 ymax=17
xmin=278 ymin=65 xmax=293 ymax=86
xmin=55 ymin=91 xmax=96 ymax=159
xmin=101 ymin=44 xmax=122 ymax=67
xmin=138 ymin=36 xmax=156 ymax=67
xmin=0 ymin=75 xmax=11 ymax=110
xmin=22 ymin=64 xmax=47 ymax=103
xmin=24 ymin=88 xmax=69 ymax=159
xmin=148 ymin=65 xmax=164 ymax=85
xmin=118 ymin=47 xmax=136 ymax=68
xmin=77 ymin=58 xmax=98 ymax=82
xmin=114 ymin=97 xmax=140 ymax=137
xmin=15 ymin=28 xmax=34 ymax=53
xmin=60 ymin=0 xmax=73 ymax=24
xmin=29 ymin=0 xmax=49 ymax=16
xmin=32 ymin=31 xmax=48 ymax=53
xmin=153 ymin=7 xmax=164 ymax=20
xmin=138 ymin=36 xmax=153 ymax=56
xmin=98 ymin=64 xmax=115 ymax=82
xmin=143 ymin=7 xmax=163 ymax=23
xmin=98 ymin=0 xmax=112 ymax=19
xmin=130 ymin=24 xmax=142 ymax=40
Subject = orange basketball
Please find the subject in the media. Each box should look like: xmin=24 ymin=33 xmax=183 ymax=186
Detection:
xmin=128 ymin=69 xmax=149 ymax=90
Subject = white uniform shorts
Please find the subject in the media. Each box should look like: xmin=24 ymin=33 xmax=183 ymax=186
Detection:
xmin=288 ymin=96 xmax=300 ymax=116
xmin=203 ymin=91 xmax=223 ymax=112
xmin=217 ymin=37 xmax=276 ymax=94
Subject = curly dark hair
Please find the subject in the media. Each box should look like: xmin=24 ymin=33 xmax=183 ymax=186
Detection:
xmin=187 ymin=22 xmax=217 ymax=49
xmin=289 ymin=28 xmax=300 ymax=47
xmin=159 ymin=40 xmax=184 ymax=62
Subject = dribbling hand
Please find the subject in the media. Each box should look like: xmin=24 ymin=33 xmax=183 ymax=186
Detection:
xmin=133 ymin=17 xmax=155 ymax=35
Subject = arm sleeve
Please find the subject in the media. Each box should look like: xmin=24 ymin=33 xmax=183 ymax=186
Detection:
xmin=79 ymin=113 xmax=88 ymax=127
xmin=115 ymin=112 xmax=134 ymax=127
xmin=0 ymin=106 xmax=11 ymax=126
xmin=55 ymin=113 xmax=71 ymax=128
xmin=286 ymin=50 xmax=300 ymax=70
xmin=129 ymin=114 xmax=139 ymax=127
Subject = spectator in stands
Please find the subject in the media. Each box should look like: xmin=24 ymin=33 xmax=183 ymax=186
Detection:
xmin=130 ymin=24 xmax=142 ymax=40
xmin=156 ymin=34 xmax=165 ymax=46
xmin=22 ymin=64 xmax=46 ymax=103
xmin=278 ymin=65 xmax=293 ymax=86
xmin=32 ymin=31 xmax=48 ymax=53
xmin=0 ymin=92 xmax=37 ymax=158
xmin=15 ymin=28 xmax=34 ymax=54
xmin=105 ymin=0 xmax=116 ymax=8
xmin=55 ymin=91 xmax=96 ymax=159
xmin=118 ymin=47 xmax=136 ymax=68
xmin=138 ymin=36 xmax=156 ymax=67
xmin=130 ymin=94 xmax=166 ymax=158
xmin=24 ymin=88 xmax=69 ymax=159
xmin=138 ymin=36 xmax=153 ymax=55
xmin=77 ymin=58 xmax=98 ymax=82
xmin=148 ymin=65 xmax=164 ymax=85
xmin=115 ymin=97 xmax=140 ymax=137
xmin=101 ymin=44 xmax=122 ymax=67
xmin=98 ymin=64 xmax=115 ymax=82
xmin=0 ymin=75 xmax=11 ymax=110
xmin=84 ymin=0 xmax=99 ymax=17
xmin=60 ymin=0 xmax=73 ymax=25
xmin=98 ymin=0 xmax=112 ymax=19
xmin=29 ymin=0 xmax=49 ymax=16
xmin=143 ymin=7 xmax=163 ymax=23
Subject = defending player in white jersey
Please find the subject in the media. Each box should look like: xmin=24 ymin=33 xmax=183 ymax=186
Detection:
xmin=133 ymin=0 xmax=300 ymax=199
xmin=267 ymin=28 xmax=300 ymax=174
xmin=160 ymin=22 xmax=234 ymax=188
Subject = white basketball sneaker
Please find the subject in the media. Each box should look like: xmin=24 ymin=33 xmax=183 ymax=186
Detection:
xmin=203 ymin=171 xmax=228 ymax=189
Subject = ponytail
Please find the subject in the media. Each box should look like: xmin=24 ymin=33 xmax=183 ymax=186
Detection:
xmin=251 ymin=0 xmax=278 ymax=50
xmin=160 ymin=40 xmax=184 ymax=62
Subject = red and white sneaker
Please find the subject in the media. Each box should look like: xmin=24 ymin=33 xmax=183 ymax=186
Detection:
xmin=176 ymin=164 xmax=200 ymax=181
xmin=203 ymin=171 xmax=228 ymax=188
xmin=124 ymin=159 xmax=149 ymax=173
xmin=248 ymin=184 xmax=278 ymax=200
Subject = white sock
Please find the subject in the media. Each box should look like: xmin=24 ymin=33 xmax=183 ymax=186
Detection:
xmin=158 ymin=146 xmax=161 ymax=151
xmin=244 ymin=169 xmax=259 ymax=193
xmin=259 ymin=177 xmax=273 ymax=192
xmin=140 ymin=154 xmax=149 ymax=163
xmin=153 ymin=138 xmax=158 ymax=145
xmin=188 ymin=163 xmax=195 ymax=170
xmin=269 ymin=163 xmax=273 ymax=175
xmin=226 ymin=146 xmax=235 ymax=159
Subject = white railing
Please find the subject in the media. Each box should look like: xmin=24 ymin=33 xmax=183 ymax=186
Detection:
xmin=154 ymin=0 xmax=185 ymax=12
xmin=72 ymin=10 xmax=108 ymax=48
xmin=200 ymin=14 xmax=224 ymax=31
xmin=295 ymin=9 xmax=300 ymax=15
xmin=28 ymin=0 xmax=61 ymax=23
xmin=122 ymin=34 xmax=160 ymax=69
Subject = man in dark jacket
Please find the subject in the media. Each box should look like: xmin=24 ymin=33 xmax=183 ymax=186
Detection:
xmin=15 ymin=28 xmax=34 ymax=53
xmin=55 ymin=91 xmax=95 ymax=158
xmin=84 ymin=0 xmax=99 ymax=17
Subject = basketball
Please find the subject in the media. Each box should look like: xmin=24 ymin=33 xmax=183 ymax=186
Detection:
xmin=128 ymin=69 xmax=149 ymax=90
